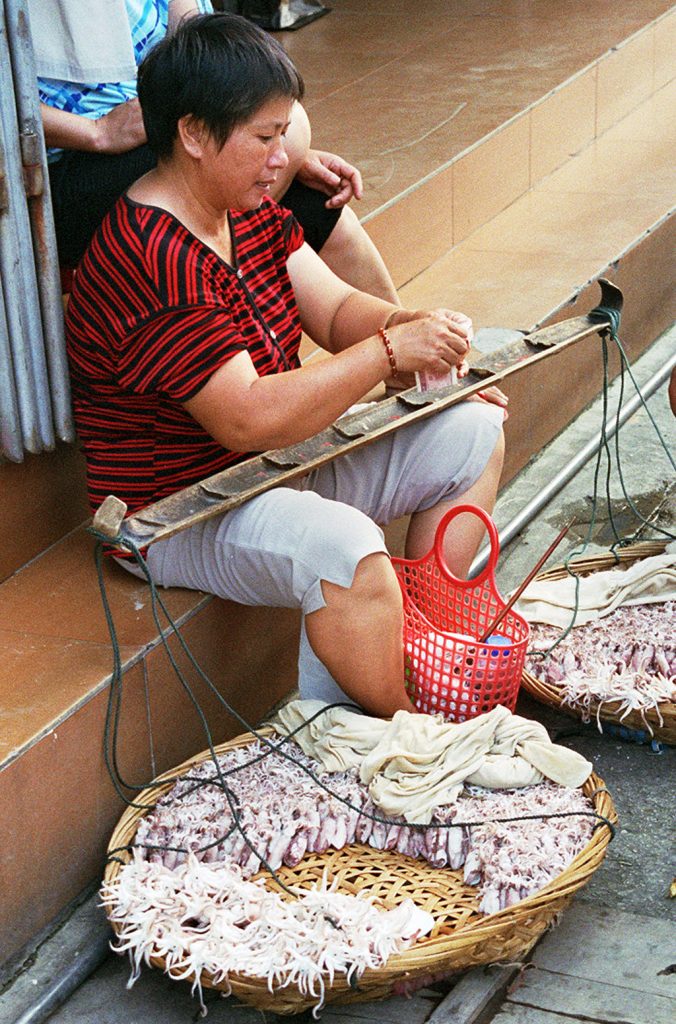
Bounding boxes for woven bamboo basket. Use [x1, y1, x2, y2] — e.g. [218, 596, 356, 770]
[521, 540, 676, 745]
[103, 728, 617, 1015]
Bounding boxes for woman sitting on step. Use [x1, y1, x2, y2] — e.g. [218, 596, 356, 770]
[65, 11, 509, 718]
[33, 0, 398, 303]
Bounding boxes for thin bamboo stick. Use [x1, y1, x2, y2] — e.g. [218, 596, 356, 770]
[479, 518, 576, 642]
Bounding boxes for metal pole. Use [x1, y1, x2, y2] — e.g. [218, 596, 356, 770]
[0, 253, 24, 461]
[470, 352, 676, 576]
[5, 0, 73, 445]
[0, 0, 54, 457]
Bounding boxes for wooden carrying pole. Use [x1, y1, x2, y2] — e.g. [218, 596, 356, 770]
[92, 279, 623, 551]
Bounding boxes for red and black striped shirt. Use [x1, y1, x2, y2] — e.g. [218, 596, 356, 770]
[66, 194, 304, 515]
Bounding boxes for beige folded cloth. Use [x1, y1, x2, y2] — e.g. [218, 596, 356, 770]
[273, 699, 387, 772]
[273, 700, 592, 823]
[514, 545, 676, 628]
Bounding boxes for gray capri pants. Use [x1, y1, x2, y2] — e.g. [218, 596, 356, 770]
[121, 401, 503, 704]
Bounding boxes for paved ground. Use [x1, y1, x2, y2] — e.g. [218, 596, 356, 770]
[4, 326, 674, 1024]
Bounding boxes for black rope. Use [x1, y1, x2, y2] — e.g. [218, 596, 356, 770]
[530, 305, 674, 667]
[92, 532, 322, 893]
[106, 805, 615, 868]
[92, 546, 616, 870]
[94, 318, 650, 881]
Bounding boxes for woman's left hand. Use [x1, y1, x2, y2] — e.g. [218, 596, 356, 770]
[470, 384, 510, 419]
[296, 149, 364, 208]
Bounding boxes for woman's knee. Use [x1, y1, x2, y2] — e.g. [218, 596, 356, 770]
[318, 551, 401, 615]
[342, 550, 402, 606]
[305, 502, 385, 578]
[489, 423, 506, 469]
[243, 491, 388, 613]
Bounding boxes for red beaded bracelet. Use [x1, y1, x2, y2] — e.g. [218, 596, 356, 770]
[378, 326, 398, 375]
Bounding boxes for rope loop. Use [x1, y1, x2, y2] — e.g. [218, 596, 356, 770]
[588, 303, 622, 340]
[87, 524, 124, 546]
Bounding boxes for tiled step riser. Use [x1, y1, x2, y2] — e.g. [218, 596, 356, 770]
[0, 445, 88, 584]
[0, 600, 301, 965]
[500, 215, 676, 485]
[365, 11, 674, 289]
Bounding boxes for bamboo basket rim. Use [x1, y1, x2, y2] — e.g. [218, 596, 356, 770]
[103, 728, 617, 1014]
[520, 540, 675, 745]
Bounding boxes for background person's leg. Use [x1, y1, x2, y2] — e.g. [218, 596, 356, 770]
[278, 179, 399, 303]
[48, 144, 156, 266]
[315, 203, 399, 303]
[268, 100, 399, 301]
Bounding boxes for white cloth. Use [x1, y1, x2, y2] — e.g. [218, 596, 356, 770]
[273, 699, 388, 772]
[28, 0, 137, 82]
[273, 701, 592, 823]
[514, 545, 676, 628]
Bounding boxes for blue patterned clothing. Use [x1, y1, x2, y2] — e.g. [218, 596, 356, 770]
[39, 0, 212, 160]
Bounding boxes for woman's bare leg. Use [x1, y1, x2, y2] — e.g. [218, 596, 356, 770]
[304, 552, 413, 717]
[405, 428, 505, 578]
[274, 105, 399, 303]
[317, 204, 399, 303]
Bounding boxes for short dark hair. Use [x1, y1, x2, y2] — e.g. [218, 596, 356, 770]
[137, 12, 305, 158]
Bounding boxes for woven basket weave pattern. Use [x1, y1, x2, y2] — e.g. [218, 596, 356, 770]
[104, 730, 617, 1014]
[521, 541, 675, 745]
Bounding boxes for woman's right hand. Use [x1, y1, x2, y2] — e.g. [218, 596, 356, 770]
[93, 98, 147, 154]
[386, 309, 473, 377]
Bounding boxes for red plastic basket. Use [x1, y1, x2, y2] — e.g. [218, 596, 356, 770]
[392, 504, 530, 722]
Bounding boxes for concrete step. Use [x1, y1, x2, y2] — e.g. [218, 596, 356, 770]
[296, 0, 675, 287]
[0, 528, 301, 965]
[399, 81, 676, 485]
[4, 0, 674, 580]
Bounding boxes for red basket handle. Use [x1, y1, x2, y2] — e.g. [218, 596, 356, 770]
[432, 503, 500, 587]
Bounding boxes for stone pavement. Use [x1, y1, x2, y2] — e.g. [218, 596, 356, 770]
[4, 326, 674, 1024]
[488, 903, 674, 1024]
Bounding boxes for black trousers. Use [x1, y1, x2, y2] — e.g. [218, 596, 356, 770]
[48, 144, 341, 267]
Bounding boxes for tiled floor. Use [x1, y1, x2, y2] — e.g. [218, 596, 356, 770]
[281, 0, 675, 217]
[399, 79, 676, 330]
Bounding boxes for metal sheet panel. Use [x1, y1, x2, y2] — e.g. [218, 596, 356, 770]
[0, 0, 73, 461]
[5, 0, 73, 445]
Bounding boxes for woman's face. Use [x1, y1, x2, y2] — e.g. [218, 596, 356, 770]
[196, 95, 294, 211]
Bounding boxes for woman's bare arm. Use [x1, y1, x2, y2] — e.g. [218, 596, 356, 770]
[182, 245, 488, 453]
[40, 100, 146, 153]
[183, 338, 389, 453]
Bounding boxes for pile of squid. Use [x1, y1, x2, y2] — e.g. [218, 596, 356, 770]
[101, 855, 431, 1015]
[103, 738, 596, 1009]
[133, 741, 593, 911]
[526, 600, 675, 727]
